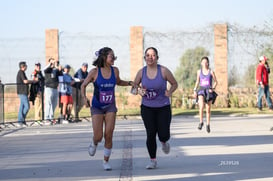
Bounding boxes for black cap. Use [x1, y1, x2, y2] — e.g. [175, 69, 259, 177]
[19, 61, 26, 68]
[35, 62, 41, 66]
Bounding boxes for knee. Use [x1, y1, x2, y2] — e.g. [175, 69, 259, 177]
[146, 133, 157, 144]
[146, 130, 156, 138]
[94, 134, 103, 142]
[104, 132, 113, 142]
[25, 104, 30, 110]
[199, 102, 204, 108]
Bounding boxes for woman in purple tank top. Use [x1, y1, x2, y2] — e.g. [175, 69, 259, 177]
[193, 57, 218, 133]
[81, 47, 133, 170]
[132, 47, 178, 169]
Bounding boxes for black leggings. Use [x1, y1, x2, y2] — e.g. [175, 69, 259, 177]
[141, 104, 172, 159]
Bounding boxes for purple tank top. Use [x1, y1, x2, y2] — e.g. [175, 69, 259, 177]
[199, 69, 212, 88]
[141, 65, 170, 107]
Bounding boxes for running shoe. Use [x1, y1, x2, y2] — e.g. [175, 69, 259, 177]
[61, 119, 69, 124]
[51, 119, 58, 125]
[162, 142, 170, 154]
[17, 122, 27, 128]
[43, 120, 51, 126]
[206, 125, 211, 133]
[146, 159, 157, 169]
[103, 160, 112, 171]
[88, 143, 97, 156]
[198, 122, 204, 130]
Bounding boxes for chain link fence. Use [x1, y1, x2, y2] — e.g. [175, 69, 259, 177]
[143, 25, 215, 73]
[0, 37, 45, 83]
[227, 24, 273, 87]
[59, 32, 130, 79]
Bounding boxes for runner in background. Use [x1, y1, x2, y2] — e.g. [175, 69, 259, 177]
[193, 56, 218, 133]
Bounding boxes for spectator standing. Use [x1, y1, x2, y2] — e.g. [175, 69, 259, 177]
[43, 58, 62, 124]
[16, 61, 37, 127]
[29, 62, 44, 121]
[72, 62, 88, 120]
[256, 55, 273, 111]
[58, 64, 74, 123]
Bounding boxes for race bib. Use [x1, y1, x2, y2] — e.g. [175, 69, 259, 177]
[200, 79, 210, 87]
[145, 89, 158, 100]
[99, 90, 114, 104]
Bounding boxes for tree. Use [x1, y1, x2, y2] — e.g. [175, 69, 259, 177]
[242, 45, 273, 88]
[174, 47, 210, 89]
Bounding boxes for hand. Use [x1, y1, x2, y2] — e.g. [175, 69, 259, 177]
[138, 87, 146, 96]
[83, 97, 90, 107]
[49, 58, 55, 64]
[130, 86, 138, 95]
[33, 79, 39, 83]
[193, 91, 197, 98]
[165, 90, 172, 97]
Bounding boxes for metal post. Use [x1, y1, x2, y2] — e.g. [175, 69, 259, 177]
[41, 87, 44, 121]
[75, 87, 80, 122]
[0, 83, 4, 125]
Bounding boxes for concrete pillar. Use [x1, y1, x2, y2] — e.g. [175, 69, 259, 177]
[214, 24, 228, 106]
[130, 26, 144, 80]
[45, 29, 59, 64]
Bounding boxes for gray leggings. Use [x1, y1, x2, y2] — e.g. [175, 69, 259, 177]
[141, 104, 172, 159]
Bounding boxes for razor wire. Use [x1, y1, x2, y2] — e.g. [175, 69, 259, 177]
[0, 37, 45, 83]
[58, 32, 130, 79]
[143, 25, 215, 73]
[0, 24, 272, 87]
[227, 24, 273, 87]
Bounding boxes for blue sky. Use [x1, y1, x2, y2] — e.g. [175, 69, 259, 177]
[0, 0, 272, 38]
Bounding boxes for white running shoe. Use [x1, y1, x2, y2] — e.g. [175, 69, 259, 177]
[16, 122, 27, 128]
[61, 119, 69, 124]
[88, 143, 97, 156]
[146, 159, 157, 169]
[162, 142, 170, 154]
[103, 161, 112, 171]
